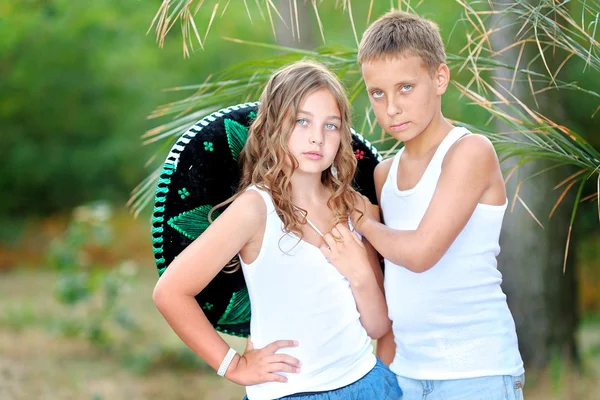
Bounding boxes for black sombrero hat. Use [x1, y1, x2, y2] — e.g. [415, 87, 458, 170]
[151, 102, 381, 337]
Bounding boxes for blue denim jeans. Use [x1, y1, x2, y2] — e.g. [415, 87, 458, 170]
[396, 373, 525, 400]
[242, 359, 402, 400]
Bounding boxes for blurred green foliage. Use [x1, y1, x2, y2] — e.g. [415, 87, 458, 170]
[0, 0, 275, 221]
[0, 0, 597, 225]
[47, 201, 140, 348]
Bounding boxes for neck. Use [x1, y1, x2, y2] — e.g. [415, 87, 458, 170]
[289, 171, 329, 205]
[403, 113, 454, 158]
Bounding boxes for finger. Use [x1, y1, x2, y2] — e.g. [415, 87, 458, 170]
[342, 230, 363, 249]
[349, 230, 363, 245]
[264, 372, 288, 383]
[335, 223, 353, 240]
[331, 226, 343, 241]
[337, 224, 363, 248]
[319, 244, 332, 259]
[266, 363, 301, 374]
[265, 340, 298, 353]
[322, 232, 336, 249]
[336, 226, 358, 248]
[266, 354, 301, 367]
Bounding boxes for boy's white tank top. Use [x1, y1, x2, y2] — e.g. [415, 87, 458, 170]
[380, 127, 524, 380]
[240, 186, 375, 400]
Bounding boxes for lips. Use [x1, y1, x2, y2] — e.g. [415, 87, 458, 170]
[303, 151, 323, 160]
[390, 122, 409, 132]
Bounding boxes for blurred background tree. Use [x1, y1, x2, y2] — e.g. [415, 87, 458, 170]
[0, 0, 277, 227]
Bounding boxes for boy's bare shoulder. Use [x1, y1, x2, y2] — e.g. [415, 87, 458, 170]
[374, 157, 395, 183]
[445, 133, 499, 171]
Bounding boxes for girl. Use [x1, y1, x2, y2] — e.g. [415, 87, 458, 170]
[152, 61, 402, 400]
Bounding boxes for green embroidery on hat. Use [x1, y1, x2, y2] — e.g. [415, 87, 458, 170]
[178, 188, 190, 199]
[203, 141, 214, 152]
[167, 205, 221, 240]
[217, 287, 251, 326]
[224, 118, 249, 159]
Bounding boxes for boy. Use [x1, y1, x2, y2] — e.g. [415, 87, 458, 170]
[355, 10, 525, 400]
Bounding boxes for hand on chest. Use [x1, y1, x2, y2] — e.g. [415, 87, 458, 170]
[295, 207, 342, 248]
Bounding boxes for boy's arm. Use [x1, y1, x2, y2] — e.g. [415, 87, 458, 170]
[360, 135, 505, 273]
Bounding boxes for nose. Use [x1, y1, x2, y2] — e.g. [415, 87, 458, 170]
[386, 94, 402, 117]
[309, 126, 324, 145]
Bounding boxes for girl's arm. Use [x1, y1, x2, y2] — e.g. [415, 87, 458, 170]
[376, 330, 396, 366]
[357, 234, 392, 339]
[153, 190, 300, 385]
[371, 156, 396, 365]
[359, 135, 505, 273]
[320, 196, 391, 339]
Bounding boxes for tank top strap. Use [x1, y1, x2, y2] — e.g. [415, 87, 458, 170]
[386, 147, 405, 186]
[245, 185, 276, 214]
[428, 127, 471, 170]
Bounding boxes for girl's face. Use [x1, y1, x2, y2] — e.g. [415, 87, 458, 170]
[285, 88, 342, 176]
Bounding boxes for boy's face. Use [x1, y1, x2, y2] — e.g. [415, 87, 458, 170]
[361, 54, 449, 142]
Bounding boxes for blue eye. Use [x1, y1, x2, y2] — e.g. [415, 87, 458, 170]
[325, 123, 339, 131]
[296, 118, 308, 126]
[400, 85, 413, 92]
[371, 90, 384, 99]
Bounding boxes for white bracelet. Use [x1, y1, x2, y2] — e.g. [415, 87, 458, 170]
[217, 348, 238, 377]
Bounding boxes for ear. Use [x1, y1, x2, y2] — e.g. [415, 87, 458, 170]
[435, 63, 450, 95]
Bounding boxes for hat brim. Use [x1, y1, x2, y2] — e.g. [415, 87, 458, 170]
[151, 102, 381, 337]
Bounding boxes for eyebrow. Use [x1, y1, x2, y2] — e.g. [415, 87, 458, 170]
[366, 80, 417, 90]
[298, 110, 341, 121]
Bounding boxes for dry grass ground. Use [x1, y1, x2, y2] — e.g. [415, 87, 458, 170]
[1, 266, 598, 400]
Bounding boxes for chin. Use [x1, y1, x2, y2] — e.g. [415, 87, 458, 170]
[387, 129, 419, 143]
[296, 166, 327, 176]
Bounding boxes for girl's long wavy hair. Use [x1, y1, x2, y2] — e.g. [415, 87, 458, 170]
[214, 61, 361, 270]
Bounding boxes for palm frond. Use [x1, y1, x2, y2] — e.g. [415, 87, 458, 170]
[454, 1, 599, 251]
[137, 0, 600, 262]
[147, 0, 356, 56]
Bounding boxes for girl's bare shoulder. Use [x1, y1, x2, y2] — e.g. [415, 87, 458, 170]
[227, 188, 268, 222]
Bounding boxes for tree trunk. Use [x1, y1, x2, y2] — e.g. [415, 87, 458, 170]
[490, 1, 579, 369]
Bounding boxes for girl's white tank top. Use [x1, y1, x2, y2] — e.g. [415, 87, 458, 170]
[240, 186, 375, 400]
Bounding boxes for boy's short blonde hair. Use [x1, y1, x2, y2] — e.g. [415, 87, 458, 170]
[358, 10, 446, 73]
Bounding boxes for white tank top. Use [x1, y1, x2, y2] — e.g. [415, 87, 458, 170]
[240, 186, 375, 400]
[381, 127, 524, 380]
